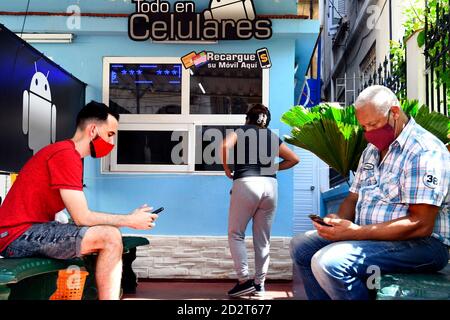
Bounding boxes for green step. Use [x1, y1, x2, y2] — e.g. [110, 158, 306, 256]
[377, 264, 450, 300]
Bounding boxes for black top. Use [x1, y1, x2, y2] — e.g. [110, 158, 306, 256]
[232, 125, 282, 180]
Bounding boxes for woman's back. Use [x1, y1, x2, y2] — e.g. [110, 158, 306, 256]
[232, 124, 281, 180]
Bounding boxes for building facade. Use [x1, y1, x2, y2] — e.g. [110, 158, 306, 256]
[320, 0, 409, 105]
[0, 0, 320, 279]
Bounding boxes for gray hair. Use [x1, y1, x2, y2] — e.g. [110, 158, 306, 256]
[355, 85, 400, 114]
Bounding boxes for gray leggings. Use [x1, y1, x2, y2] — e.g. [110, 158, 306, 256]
[228, 176, 278, 285]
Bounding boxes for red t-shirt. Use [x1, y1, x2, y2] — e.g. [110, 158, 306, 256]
[0, 140, 83, 253]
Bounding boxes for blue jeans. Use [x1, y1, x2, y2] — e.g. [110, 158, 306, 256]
[0, 221, 88, 260]
[290, 230, 449, 300]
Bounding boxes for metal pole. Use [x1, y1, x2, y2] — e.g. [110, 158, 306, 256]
[389, 0, 393, 42]
[425, 0, 429, 109]
[445, 0, 450, 115]
[318, 37, 322, 102]
[388, 0, 393, 72]
[436, 2, 441, 113]
[344, 72, 347, 106]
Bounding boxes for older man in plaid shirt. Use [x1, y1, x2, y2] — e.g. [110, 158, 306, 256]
[290, 85, 450, 300]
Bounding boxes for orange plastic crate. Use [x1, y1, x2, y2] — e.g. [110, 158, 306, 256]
[49, 269, 89, 300]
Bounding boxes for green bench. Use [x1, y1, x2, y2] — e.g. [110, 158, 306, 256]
[376, 264, 450, 300]
[0, 236, 149, 300]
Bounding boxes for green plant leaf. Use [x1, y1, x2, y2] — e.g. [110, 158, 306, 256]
[417, 30, 425, 47]
[414, 105, 450, 144]
[401, 99, 419, 117]
[282, 104, 367, 177]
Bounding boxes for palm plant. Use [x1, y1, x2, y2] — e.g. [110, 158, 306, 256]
[281, 100, 449, 178]
[281, 104, 366, 178]
[401, 100, 450, 144]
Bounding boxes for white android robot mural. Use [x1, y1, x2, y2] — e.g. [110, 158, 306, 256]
[23, 62, 57, 154]
[204, 0, 256, 22]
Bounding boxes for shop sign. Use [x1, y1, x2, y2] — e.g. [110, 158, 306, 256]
[129, 0, 272, 41]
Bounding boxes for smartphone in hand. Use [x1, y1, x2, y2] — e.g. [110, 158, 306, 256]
[151, 207, 164, 214]
[308, 214, 332, 227]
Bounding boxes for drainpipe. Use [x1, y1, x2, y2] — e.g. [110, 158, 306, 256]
[318, 37, 322, 101]
[331, 48, 335, 101]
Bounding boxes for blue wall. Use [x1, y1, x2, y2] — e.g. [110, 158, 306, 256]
[36, 37, 296, 237]
[1, 1, 319, 237]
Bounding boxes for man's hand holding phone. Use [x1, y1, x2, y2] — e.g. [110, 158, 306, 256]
[310, 213, 361, 241]
[308, 214, 333, 227]
[151, 207, 164, 214]
[129, 204, 160, 230]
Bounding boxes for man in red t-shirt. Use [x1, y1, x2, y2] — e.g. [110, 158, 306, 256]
[0, 101, 158, 300]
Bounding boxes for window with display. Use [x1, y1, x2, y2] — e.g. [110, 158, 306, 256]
[103, 57, 268, 174]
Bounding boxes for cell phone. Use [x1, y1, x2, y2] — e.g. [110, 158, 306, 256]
[308, 214, 332, 227]
[151, 207, 164, 214]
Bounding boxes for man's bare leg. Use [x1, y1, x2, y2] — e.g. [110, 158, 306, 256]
[80, 226, 123, 300]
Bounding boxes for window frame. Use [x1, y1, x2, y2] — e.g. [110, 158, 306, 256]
[110, 123, 194, 173]
[102, 56, 269, 175]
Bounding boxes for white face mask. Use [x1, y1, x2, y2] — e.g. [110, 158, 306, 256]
[257, 113, 267, 126]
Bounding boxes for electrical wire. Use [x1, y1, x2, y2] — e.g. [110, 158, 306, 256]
[19, 0, 31, 38]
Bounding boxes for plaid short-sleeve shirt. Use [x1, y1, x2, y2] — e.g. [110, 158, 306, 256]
[350, 117, 450, 246]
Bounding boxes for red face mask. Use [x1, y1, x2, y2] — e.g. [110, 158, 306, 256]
[90, 130, 114, 158]
[364, 111, 396, 151]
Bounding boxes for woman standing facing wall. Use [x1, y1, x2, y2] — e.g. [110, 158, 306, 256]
[221, 104, 299, 298]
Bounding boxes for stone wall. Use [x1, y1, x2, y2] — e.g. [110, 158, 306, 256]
[131, 235, 293, 280]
